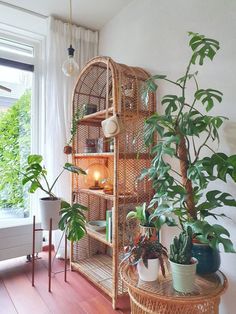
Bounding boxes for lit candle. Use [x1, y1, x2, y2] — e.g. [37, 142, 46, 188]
[94, 171, 100, 187]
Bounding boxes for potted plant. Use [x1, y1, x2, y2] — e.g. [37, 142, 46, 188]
[64, 107, 85, 154]
[122, 233, 168, 281]
[169, 226, 197, 293]
[126, 203, 176, 237]
[126, 203, 156, 237]
[22, 154, 86, 230]
[141, 32, 236, 273]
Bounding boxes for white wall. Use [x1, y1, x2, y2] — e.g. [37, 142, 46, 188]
[99, 1, 236, 313]
[0, 3, 47, 35]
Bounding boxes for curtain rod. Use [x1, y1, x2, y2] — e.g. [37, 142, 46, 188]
[0, 1, 48, 19]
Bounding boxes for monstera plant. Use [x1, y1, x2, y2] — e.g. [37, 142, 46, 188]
[141, 32, 236, 253]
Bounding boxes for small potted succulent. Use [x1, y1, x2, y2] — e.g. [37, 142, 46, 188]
[122, 233, 168, 281]
[169, 227, 197, 293]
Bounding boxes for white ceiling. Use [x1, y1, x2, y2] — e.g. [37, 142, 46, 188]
[0, 0, 133, 30]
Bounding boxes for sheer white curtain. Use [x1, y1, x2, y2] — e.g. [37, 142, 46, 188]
[42, 16, 98, 257]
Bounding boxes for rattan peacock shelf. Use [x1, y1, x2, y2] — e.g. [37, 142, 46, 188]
[70, 56, 155, 309]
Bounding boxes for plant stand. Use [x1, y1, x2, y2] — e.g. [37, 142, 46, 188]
[32, 215, 67, 292]
[120, 263, 228, 314]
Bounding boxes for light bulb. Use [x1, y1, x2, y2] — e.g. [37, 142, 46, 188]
[62, 45, 79, 77]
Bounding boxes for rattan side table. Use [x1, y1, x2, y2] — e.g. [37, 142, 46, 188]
[120, 263, 228, 314]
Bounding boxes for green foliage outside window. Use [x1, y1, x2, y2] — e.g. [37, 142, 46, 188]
[0, 90, 31, 215]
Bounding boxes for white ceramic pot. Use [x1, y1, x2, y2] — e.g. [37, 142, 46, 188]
[169, 258, 198, 293]
[39, 198, 61, 230]
[137, 258, 160, 281]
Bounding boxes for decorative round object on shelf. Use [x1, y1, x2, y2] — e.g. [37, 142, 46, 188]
[103, 182, 113, 195]
[86, 220, 106, 231]
[85, 163, 109, 190]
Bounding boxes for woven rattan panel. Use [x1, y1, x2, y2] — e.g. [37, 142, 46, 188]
[121, 264, 227, 314]
[129, 289, 218, 314]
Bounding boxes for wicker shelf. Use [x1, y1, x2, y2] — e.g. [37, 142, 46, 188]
[71, 56, 155, 309]
[74, 152, 149, 159]
[86, 227, 113, 247]
[71, 255, 124, 297]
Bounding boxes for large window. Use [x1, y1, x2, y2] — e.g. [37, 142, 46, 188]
[0, 32, 42, 221]
[0, 62, 33, 219]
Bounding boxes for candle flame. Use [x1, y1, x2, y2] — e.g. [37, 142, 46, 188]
[94, 171, 100, 181]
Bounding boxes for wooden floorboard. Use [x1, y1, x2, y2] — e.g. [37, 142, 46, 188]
[0, 254, 131, 314]
[0, 279, 17, 314]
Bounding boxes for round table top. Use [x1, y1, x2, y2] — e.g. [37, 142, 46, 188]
[120, 263, 228, 302]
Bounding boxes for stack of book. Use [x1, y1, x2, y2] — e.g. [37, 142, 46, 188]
[106, 209, 112, 243]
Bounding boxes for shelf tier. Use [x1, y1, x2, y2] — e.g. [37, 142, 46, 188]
[79, 188, 115, 201]
[77, 188, 143, 202]
[86, 227, 113, 247]
[74, 152, 149, 159]
[79, 108, 113, 126]
[71, 255, 125, 297]
[74, 152, 114, 158]
[79, 108, 152, 126]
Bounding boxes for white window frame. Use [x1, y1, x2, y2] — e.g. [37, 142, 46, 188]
[0, 23, 46, 223]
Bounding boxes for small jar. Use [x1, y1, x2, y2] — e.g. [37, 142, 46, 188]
[84, 139, 97, 153]
[109, 139, 114, 152]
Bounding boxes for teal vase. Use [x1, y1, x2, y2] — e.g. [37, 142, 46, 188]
[192, 243, 221, 274]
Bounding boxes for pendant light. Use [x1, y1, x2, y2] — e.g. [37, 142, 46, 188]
[62, 0, 79, 77]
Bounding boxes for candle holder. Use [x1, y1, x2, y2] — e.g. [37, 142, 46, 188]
[85, 163, 109, 190]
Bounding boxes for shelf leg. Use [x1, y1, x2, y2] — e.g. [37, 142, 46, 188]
[48, 218, 52, 292]
[32, 215, 35, 287]
[64, 233, 67, 282]
[112, 297, 118, 310]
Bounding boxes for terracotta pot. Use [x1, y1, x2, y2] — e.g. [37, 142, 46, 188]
[63, 145, 73, 154]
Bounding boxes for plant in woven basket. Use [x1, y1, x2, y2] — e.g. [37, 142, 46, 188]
[170, 226, 193, 265]
[122, 233, 168, 277]
[141, 32, 236, 253]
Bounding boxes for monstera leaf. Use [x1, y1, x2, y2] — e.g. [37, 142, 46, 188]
[195, 89, 223, 111]
[189, 32, 220, 65]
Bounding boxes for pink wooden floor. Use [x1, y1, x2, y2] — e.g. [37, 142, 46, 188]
[0, 253, 130, 314]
